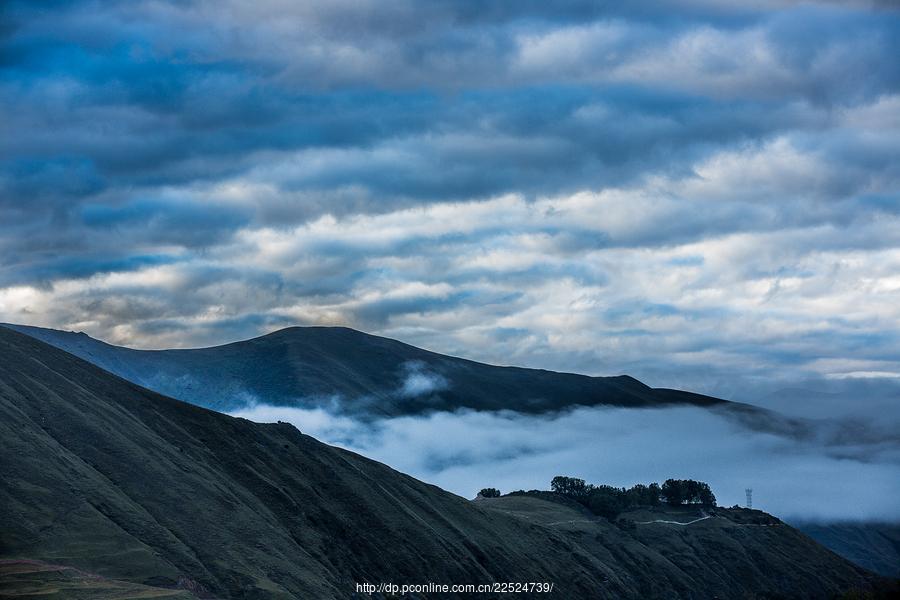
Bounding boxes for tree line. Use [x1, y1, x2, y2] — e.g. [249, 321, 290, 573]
[482, 477, 716, 520]
[550, 476, 716, 519]
[551, 476, 716, 518]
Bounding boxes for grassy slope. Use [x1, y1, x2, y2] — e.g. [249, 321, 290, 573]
[480, 496, 882, 599]
[0, 559, 195, 599]
[1, 327, 611, 598]
[0, 327, 880, 599]
[2, 323, 723, 414]
[792, 522, 900, 578]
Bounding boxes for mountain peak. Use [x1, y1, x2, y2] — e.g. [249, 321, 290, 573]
[3, 322, 721, 415]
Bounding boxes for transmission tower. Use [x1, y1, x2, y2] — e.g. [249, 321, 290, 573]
[745, 488, 753, 509]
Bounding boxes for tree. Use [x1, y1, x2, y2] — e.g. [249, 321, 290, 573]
[625, 483, 661, 507]
[685, 479, 700, 504]
[647, 482, 662, 506]
[661, 479, 716, 506]
[625, 484, 646, 506]
[587, 485, 626, 520]
[551, 476, 589, 501]
[550, 477, 714, 511]
[661, 479, 684, 506]
[479, 487, 501, 498]
[698, 482, 717, 507]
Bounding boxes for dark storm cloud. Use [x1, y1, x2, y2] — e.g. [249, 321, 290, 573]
[1, 0, 899, 422]
[80, 198, 252, 245]
[3, 1, 897, 205]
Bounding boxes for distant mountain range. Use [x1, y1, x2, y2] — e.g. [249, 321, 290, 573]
[0, 326, 888, 599]
[2, 323, 727, 416]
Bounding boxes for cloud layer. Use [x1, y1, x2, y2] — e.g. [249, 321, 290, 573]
[1, 1, 899, 412]
[231, 403, 900, 522]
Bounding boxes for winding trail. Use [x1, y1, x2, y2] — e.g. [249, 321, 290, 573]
[544, 515, 714, 527]
[544, 519, 599, 526]
[634, 515, 712, 526]
[545, 509, 715, 528]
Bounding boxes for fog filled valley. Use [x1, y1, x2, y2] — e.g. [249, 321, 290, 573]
[12, 322, 899, 524]
[234, 397, 900, 579]
[4, 323, 900, 600]
[6, 323, 900, 584]
[232, 402, 900, 523]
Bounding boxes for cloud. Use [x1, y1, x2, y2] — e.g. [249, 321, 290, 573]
[231, 403, 900, 522]
[397, 361, 450, 398]
[0, 0, 898, 418]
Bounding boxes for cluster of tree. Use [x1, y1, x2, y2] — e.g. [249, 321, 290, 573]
[660, 479, 716, 507]
[478, 487, 501, 498]
[549, 476, 716, 519]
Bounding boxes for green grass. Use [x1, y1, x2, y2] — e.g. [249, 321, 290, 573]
[0, 560, 194, 599]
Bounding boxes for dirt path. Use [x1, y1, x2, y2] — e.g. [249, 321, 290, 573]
[544, 519, 600, 526]
[634, 515, 713, 526]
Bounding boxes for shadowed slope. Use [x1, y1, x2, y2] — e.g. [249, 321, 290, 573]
[0, 326, 883, 599]
[2, 323, 723, 415]
[0, 327, 600, 598]
[792, 522, 900, 578]
[0, 559, 195, 599]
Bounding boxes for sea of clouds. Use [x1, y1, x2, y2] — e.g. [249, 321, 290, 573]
[231, 402, 900, 523]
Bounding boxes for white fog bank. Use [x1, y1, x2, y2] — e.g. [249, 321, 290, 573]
[231, 404, 900, 523]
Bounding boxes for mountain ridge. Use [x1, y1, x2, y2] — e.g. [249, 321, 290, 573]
[1, 323, 722, 416]
[0, 325, 885, 599]
[8, 321, 898, 582]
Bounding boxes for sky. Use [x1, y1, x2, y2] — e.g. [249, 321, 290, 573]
[2, 0, 900, 412]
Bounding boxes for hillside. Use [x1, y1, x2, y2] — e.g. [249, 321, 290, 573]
[0, 326, 883, 599]
[792, 522, 900, 578]
[2, 323, 725, 415]
[478, 496, 894, 599]
[0, 559, 195, 600]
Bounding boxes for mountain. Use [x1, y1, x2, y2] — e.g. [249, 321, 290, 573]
[1, 323, 726, 415]
[0, 326, 886, 599]
[792, 521, 900, 579]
